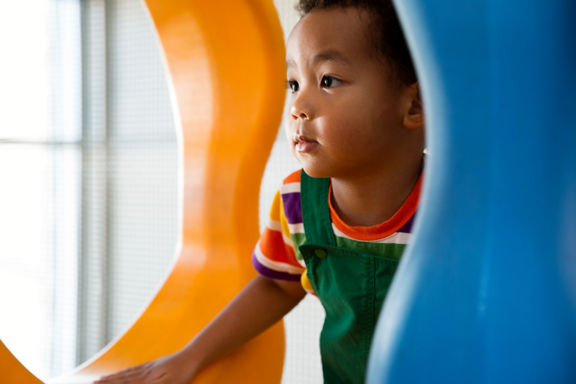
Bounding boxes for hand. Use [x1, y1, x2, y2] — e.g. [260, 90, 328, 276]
[93, 352, 198, 384]
[93, 276, 304, 384]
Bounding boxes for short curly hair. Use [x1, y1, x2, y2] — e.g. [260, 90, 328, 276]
[296, 0, 416, 85]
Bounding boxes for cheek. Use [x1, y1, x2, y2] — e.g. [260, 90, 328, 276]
[323, 115, 392, 156]
[320, 119, 366, 151]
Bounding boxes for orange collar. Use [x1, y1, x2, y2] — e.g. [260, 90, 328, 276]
[328, 173, 422, 241]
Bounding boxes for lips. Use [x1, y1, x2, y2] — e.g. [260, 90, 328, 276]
[293, 134, 319, 153]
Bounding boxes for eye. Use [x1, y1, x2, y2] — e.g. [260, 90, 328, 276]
[320, 75, 341, 89]
[287, 79, 299, 93]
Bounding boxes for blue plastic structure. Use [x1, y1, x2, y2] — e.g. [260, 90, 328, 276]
[367, 0, 576, 382]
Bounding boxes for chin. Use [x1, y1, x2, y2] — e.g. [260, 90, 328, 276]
[301, 164, 331, 179]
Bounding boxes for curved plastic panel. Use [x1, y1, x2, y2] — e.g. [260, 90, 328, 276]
[0, 0, 286, 383]
[368, 0, 576, 382]
[0, 340, 43, 384]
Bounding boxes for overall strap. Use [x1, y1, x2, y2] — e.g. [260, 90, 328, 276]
[300, 170, 337, 246]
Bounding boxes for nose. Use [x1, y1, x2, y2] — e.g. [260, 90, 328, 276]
[290, 108, 309, 120]
[289, 90, 312, 120]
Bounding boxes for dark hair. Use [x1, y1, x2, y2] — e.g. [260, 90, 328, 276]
[296, 0, 417, 85]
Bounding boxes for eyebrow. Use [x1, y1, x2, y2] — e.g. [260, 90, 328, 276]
[286, 50, 351, 69]
[312, 50, 350, 66]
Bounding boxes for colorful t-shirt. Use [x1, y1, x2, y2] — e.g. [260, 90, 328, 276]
[252, 169, 421, 293]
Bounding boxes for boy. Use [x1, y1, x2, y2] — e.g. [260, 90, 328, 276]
[96, 0, 424, 383]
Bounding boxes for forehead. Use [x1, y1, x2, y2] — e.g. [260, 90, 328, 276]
[286, 7, 376, 68]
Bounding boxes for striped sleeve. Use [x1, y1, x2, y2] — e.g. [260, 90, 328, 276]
[252, 178, 306, 281]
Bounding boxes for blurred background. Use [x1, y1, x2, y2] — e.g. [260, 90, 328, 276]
[0, 0, 323, 382]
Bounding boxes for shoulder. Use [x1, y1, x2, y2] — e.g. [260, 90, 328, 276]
[280, 169, 302, 189]
[277, 169, 304, 225]
[279, 169, 303, 196]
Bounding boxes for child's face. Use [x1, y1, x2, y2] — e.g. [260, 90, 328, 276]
[285, 7, 413, 179]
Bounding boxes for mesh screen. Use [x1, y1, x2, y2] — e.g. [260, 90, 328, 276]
[0, 0, 323, 382]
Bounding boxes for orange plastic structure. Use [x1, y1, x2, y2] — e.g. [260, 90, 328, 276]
[0, 0, 286, 383]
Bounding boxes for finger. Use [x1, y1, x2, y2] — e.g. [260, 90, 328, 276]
[149, 372, 168, 384]
[95, 364, 150, 383]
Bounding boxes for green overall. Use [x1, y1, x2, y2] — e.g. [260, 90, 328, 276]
[299, 172, 401, 384]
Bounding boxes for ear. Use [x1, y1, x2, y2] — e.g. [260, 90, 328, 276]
[402, 83, 424, 130]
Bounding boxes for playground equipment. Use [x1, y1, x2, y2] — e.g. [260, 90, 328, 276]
[3, 0, 575, 383]
[0, 1, 286, 383]
[368, 0, 576, 382]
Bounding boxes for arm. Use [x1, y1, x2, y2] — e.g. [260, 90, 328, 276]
[94, 275, 306, 384]
[184, 275, 306, 371]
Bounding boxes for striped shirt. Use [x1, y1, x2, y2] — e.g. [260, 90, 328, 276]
[252, 170, 421, 292]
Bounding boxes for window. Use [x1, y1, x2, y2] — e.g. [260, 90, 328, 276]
[0, 0, 178, 378]
[0, 1, 322, 382]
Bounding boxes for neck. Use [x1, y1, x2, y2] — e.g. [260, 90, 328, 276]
[330, 153, 423, 227]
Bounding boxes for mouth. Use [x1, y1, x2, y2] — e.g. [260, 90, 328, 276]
[293, 134, 319, 153]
